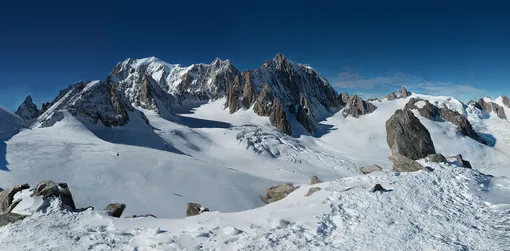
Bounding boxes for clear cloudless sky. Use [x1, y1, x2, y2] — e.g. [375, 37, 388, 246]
[1, 0, 509, 110]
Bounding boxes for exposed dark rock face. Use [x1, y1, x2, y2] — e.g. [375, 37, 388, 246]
[427, 154, 447, 163]
[476, 99, 507, 120]
[388, 154, 426, 172]
[0, 183, 30, 213]
[31, 181, 76, 210]
[370, 184, 386, 192]
[386, 109, 436, 160]
[104, 203, 126, 217]
[305, 187, 322, 197]
[438, 107, 487, 144]
[340, 92, 350, 105]
[310, 175, 322, 185]
[260, 183, 297, 204]
[253, 85, 293, 135]
[385, 87, 412, 100]
[15, 96, 40, 121]
[367, 98, 382, 102]
[450, 154, 473, 169]
[0, 213, 27, 227]
[360, 164, 383, 174]
[342, 95, 376, 118]
[226, 54, 341, 135]
[404, 98, 440, 119]
[405, 99, 487, 145]
[186, 202, 209, 217]
[296, 104, 316, 133]
[502, 95, 510, 108]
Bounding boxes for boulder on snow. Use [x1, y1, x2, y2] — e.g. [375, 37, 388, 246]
[450, 154, 473, 169]
[310, 175, 322, 185]
[186, 202, 210, 217]
[388, 154, 426, 172]
[260, 183, 297, 204]
[427, 153, 447, 163]
[386, 109, 436, 160]
[360, 164, 383, 174]
[305, 187, 322, 197]
[31, 181, 76, 210]
[370, 184, 386, 193]
[0, 213, 27, 227]
[104, 203, 126, 218]
[0, 183, 30, 213]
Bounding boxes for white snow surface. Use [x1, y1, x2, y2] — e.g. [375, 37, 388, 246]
[1, 163, 509, 251]
[1, 91, 510, 250]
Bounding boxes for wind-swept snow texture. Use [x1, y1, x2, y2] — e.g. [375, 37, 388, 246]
[0, 163, 508, 251]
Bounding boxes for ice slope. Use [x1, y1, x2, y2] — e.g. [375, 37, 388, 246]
[1, 162, 508, 251]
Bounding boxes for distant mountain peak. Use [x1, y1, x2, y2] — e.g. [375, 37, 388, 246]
[15, 95, 39, 121]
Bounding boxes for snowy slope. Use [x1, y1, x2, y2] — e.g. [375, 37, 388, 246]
[0, 106, 26, 139]
[1, 162, 508, 251]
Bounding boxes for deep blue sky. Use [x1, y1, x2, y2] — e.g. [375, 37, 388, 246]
[1, 0, 509, 110]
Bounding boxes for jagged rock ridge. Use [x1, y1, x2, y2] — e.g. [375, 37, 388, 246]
[15, 96, 40, 121]
[21, 54, 376, 134]
[405, 98, 487, 145]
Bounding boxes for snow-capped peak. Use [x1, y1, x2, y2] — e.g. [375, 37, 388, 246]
[15, 95, 40, 121]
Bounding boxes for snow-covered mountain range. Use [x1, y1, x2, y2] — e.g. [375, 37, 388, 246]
[1, 55, 509, 250]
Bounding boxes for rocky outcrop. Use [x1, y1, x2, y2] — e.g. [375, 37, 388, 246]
[310, 175, 322, 185]
[406, 98, 487, 145]
[450, 154, 472, 169]
[502, 95, 510, 108]
[0, 183, 30, 213]
[370, 184, 386, 192]
[427, 154, 447, 163]
[253, 85, 293, 135]
[31, 181, 76, 210]
[186, 202, 210, 217]
[385, 87, 412, 100]
[388, 154, 426, 172]
[404, 98, 440, 119]
[15, 96, 40, 121]
[104, 203, 126, 218]
[438, 107, 487, 144]
[260, 183, 297, 204]
[342, 95, 376, 118]
[360, 164, 383, 174]
[386, 109, 436, 160]
[305, 187, 321, 197]
[0, 213, 27, 227]
[475, 99, 507, 120]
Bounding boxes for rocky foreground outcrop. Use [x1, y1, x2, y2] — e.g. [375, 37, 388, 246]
[386, 109, 436, 172]
[186, 203, 210, 217]
[260, 183, 297, 204]
[386, 109, 436, 160]
[0, 183, 30, 213]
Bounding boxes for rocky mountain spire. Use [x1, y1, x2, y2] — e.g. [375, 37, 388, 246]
[15, 95, 40, 121]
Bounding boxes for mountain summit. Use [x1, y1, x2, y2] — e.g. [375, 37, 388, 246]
[28, 54, 375, 136]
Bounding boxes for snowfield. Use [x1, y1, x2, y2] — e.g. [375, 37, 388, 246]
[1, 91, 510, 250]
[0, 163, 508, 251]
